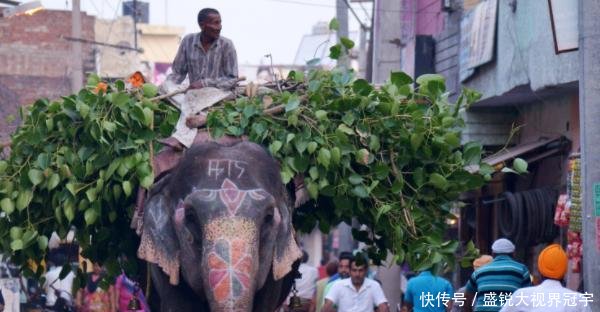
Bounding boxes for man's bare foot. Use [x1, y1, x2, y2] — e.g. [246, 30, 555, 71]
[186, 114, 207, 128]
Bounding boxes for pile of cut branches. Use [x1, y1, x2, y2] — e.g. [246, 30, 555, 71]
[0, 42, 526, 283]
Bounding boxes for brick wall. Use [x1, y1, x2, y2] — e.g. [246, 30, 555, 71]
[0, 10, 95, 141]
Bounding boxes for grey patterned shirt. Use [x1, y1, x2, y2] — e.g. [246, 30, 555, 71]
[168, 33, 238, 90]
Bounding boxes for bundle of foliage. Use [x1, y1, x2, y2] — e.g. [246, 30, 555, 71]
[0, 39, 527, 282]
[0, 79, 178, 283]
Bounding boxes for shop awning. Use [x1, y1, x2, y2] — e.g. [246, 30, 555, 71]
[483, 135, 568, 166]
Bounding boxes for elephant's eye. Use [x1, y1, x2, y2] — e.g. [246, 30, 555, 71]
[263, 206, 275, 225]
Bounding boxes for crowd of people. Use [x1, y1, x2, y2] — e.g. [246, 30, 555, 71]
[282, 238, 592, 312]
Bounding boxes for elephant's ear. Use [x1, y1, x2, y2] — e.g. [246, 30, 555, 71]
[137, 176, 181, 285]
[272, 203, 302, 280]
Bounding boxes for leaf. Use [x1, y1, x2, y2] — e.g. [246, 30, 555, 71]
[329, 18, 340, 31]
[66, 183, 78, 196]
[337, 124, 354, 135]
[10, 239, 23, 251]
[353, 79, 373, 96]
[37, 235, 48, 251]
[142, 107, 154, 127]
[416, 74, 445, 86]
[340, 37, 355, 50]
[0, 160, 7, 174]
[28, 169, 44, 186]
[16, 190, 33, 211]
[513, 158, 528, 174]
[307, 181, 319, 199]
[429, 173, 448, 190]
[331, 147, 341, 164]
[142, 83, 158, 97]
[85, 188, 97, 202]
[122, 181, 132, 197]
[317, 148, 331, 168]
[1, 198, 14, 214]
[315, 110, 328, 120]
[140, 174, 154, 189]
[47, 173, 60, 190]
[390, 72, 413, 88]
[84, 208, 98, 225]
[349, 174, 363, 185]
[329, 45, 342, 60]
[285, 96, 301, 112]
[307, 142, 318, 154]
[269, 141, 283, 154]
[351, 185, 369, 198]
[410, 133, 424, 151]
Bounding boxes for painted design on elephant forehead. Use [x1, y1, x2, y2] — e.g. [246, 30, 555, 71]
[207, 159, 248, 180]
[204, 218, 257, 241]
[208, 238, 254, 305]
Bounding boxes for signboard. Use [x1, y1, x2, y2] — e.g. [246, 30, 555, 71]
[468, 0, 498, 68]
[459, 9, 475, 82]
[594, 183, 600, 216]
[548, 0, 579, 54]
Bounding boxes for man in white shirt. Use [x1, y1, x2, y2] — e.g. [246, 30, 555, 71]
[287, 250, 320, 311]
[323, 256, 389, 312]
[499, 244, 592, 312]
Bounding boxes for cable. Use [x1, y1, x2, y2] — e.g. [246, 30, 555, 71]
[342, 0, 369, 30]
[268, 0, 443, 14]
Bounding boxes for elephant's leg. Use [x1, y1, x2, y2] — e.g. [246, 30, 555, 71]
[150, 264, 208, 312]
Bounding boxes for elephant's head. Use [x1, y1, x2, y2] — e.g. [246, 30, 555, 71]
[138, 142, 302, 311]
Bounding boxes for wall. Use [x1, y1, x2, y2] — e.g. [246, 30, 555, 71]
[0, 10, 95, 141]
[95, 16, 140, 79]
[138, 24, 184, 64]
[463, 0, 578, 101]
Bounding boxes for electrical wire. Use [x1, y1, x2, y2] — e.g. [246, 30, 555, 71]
[268, 0, 443, 14]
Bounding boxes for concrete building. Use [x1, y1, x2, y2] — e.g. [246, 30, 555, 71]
[94, 16, 140, 79]
[137, 23, 184, 85]
[0, 9, 95, 140]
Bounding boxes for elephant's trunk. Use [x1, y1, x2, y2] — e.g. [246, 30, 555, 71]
[203, 217, 259, 312]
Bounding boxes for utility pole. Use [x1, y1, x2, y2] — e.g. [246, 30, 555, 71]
[579, 0, 600, 309]
[70, 0, 83, 92]
[336, 0, 349, 69]
[133, 0, 138, 50]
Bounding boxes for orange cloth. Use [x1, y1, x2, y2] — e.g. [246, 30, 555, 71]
[538, 244, 568, 279]
[472, 255, 493, 270]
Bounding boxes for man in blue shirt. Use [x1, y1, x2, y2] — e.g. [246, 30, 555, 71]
[404, 269, 454, 311]
[465, 238, 531, 312]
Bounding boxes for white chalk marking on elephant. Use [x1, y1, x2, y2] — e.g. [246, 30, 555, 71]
[207, 159, 248, 180]
[174, 201, 185, 226]
[148, 197, 167, 228]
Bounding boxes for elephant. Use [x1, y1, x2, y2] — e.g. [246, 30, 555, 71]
[136, 141, 303, 311]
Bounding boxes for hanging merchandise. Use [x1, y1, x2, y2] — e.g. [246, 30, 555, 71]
[567, 231, 582, 273]
[554, 194, 570, 227]
[568, 154, 582, 232]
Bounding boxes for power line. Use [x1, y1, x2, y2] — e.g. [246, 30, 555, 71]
[268, 0, 443, 14]
[342, 0, 368, 30]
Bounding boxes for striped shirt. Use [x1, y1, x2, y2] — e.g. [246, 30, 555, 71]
[168, 33, 238, 89]
[466, 255, 532, 311]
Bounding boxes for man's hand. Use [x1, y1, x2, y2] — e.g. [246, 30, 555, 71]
[322, 299, 335, 312]
[189, 80, 204, 89]
[377, 303, 390, 312]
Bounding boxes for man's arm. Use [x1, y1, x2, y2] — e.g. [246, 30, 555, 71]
[377, 303, 390, 312]
[166, 35, 190, 84]
[321, 299, 336, 312]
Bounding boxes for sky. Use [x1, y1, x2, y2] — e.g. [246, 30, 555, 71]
[40, 0, 371, 65]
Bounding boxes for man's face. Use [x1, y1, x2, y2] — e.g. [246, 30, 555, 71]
[350, 262, 367, 286]
[200, 13, 222, 41]
[338, 259, 351, 278]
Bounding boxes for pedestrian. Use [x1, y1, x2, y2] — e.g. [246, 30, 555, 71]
[451, 255, 493, 312]
[286, 250, 319, 312]
[465, 238, 531, 312]
[75, 263, 116, 312]
[403, 266, 454, 312]
[322, 255, 389, 312]
[311, 260, 338, 312]
[114, 271, 150, 312]
[499, 244, 592, 312]
[43, 250, 75, 310]
[166, 8, 239, 90]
